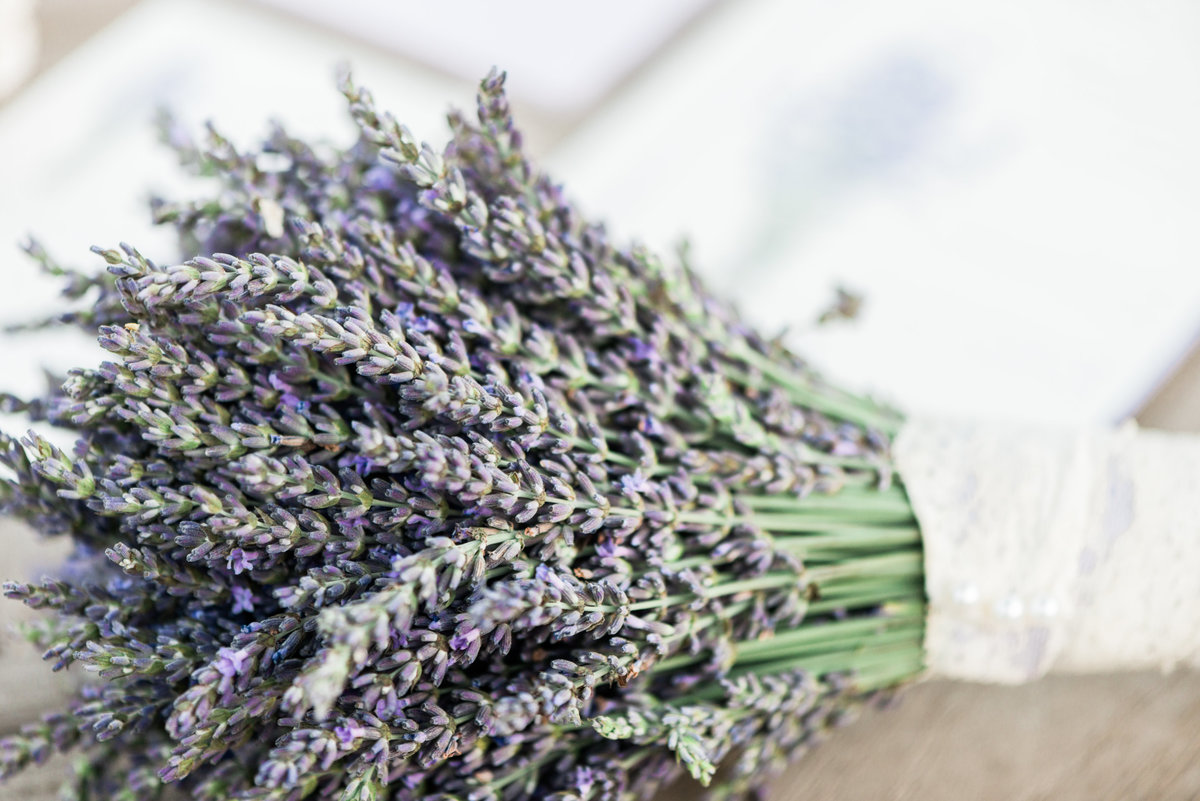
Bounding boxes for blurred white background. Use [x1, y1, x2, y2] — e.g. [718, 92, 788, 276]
[545, 0, 1200, 426]
[2, 0, 1199, 430]
[0, 0, 38, 100]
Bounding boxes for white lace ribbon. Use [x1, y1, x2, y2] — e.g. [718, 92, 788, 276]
[894, 418, 1200, 683]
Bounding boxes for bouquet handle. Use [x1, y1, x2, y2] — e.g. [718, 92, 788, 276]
[896, 418, 1200, 683]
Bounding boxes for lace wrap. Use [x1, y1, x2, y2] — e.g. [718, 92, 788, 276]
[895, 418, 1200, 683]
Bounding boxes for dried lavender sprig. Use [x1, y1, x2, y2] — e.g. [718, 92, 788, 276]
[0, 68, 925, 801]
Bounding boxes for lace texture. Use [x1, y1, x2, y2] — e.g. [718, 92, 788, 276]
[895, 417, 1200, 683]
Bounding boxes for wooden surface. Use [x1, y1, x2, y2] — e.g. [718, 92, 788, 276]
[1138, 334, 1200, 434]
[654, 673, 1200, 801]
[2, 2, 1200, 799]
[32, 0, 141, 78]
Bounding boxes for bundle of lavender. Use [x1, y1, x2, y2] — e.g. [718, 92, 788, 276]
[0, 71, 925, 801]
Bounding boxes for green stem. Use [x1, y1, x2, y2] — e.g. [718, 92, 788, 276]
[647, 604, 922, 676]
[725, 345, 903, 435]
[807, 552, 922, 583]
[774, 527, 922, 554]
[806, 580, 925, 615]
[732, 615, 923, 664]
[737, 486, 910, 511]
[729, 639, 924, 683]
[669, 639, 925, 705]
[679, 507, 915, 528]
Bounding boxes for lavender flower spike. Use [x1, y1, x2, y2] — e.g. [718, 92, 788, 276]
[0, 67, 921, 801]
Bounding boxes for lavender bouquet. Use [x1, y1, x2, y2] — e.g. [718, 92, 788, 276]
[0, 71, 924, 801]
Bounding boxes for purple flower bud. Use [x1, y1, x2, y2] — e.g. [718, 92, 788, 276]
[628, 338, 657, 363]
[0, 67, 916, 801]
[333, 721, 366, 747]
[638, 415, 665, 437]
[619, 470, 651, 495]
[226, 548, 258, 575]
[231, 585, 256, 614]
[363, 165, 399, 193]
[215, 647, 250, 679]
[280, 392, 306, 412]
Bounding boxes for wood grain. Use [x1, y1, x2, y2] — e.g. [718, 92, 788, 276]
[645, 675, 1200, 801]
